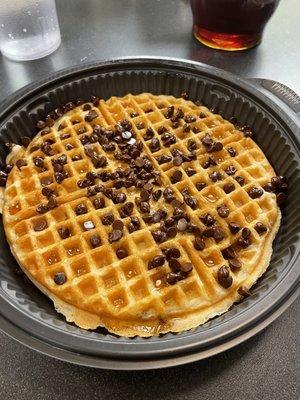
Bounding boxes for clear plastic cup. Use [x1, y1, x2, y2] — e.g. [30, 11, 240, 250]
[0, 0, 61, 61]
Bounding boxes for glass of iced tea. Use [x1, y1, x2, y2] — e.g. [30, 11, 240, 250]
[191, 0, 280, 51]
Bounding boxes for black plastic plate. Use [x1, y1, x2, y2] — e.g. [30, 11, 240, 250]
[0, 57, 299, 370]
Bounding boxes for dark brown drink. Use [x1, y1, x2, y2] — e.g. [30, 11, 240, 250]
[191, 0, 280, 51]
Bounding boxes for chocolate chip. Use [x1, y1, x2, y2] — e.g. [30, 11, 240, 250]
[16, 159, 27, 170]
[151, 189, 162, 201]
[202, 157, 217, 169]
[228, 259, 242, 271]
[165, 106, 174, 118]
[156, 154, 172, 165]
[148, 255, 165, 269]
[184, 115, 196, 123]
[139, 189, 150, 202]
[20, 136, 31, 147]
[228, 222, 241, 234]
[114, 192, 127, 204]
[136, 122, 145, 130]
[166, 226, 177, 238]
[139, 201, 150, 213]
[36, 204, 49, 214]
[41, 187, 54, 198]
[169, 258, 181, 272]
[185, 168, 196, 177]
[181, 92, 189, 100]
[217, 204, 230, 218]
[163, 247, 181, 260]
[242, 227, 251, 238]
[170, 170, 182, 183]
[203, 227, 215, 238]
[235, 176, 245, 186]
[225, 165, 236, 176]
[83, 220, 95, 231]
[33, 218, 48, 231]
[54, 272, 67, 285]
[75, 203, 87, 215]
[248, 187, 263, 199]
[120, 202, 134, 217]
[254, 222, 268, 235]
[208, 142, 223, 153]
[152, 230, 167, 243]
[184, 196, 198, 209]
[36, 120, 46, 130]
[199, 112, 206, 118]
[58, 227, 71, 239]
[183, 123, 191, 133]
[47, 195, 58, 210]
[227, 147, 237, 157]
[194, 236, 205, 250]
[187, 139, 197, 151]
[108, 229, 123, 243]
[85, 109, 98, 122]
[60, 132, 71, 139]
[213, 227, 225, 242]
[238, 286, 250, 297]
[91, 95, 100, 106]
[276, 192, 287, 205]
[112, 219, 124, 231]
[93, 197, 105, 209]
[150, 138, 160, 152]
[102, 213, 114, 225]
[202, 134, 213, 147]
[223, 183, 235, 194]
[181, 262, 193, 274]
[217, 266, 233, 289]
[90, 234, 101, 248]
[200, 213, 215, 227]
[166, 272, 179, 285]
[112, 247, 127, 261]
[209, 171, 223, 182]
[196, 182, 206, 191]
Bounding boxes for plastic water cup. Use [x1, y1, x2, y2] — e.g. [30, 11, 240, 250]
[0, 0, 61, 61]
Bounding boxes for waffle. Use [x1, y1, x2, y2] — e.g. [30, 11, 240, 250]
[2, 93, 282, 337]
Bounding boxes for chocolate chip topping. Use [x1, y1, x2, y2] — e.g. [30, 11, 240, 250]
[217, 266, 233, 289]
[115, 247, 128, 259]
[102, 213, 114, 225]
[235, 176, 245, 186]
[223, 183, 235, 194]
[112, 219, 124, 231]
[209, 171, 223, 182]
[36, 204, 49, 214]
[90, 234, 101, 248]
[196, 182, 206, 191]
[54, 272, 67, 285]
[108, 229, 123, 243]
[58, 227, 71, 239]
[238, 286, 250, 297]
[163, 247, 181, 260]
[170, 170, 182, 183]
[228, 222, 241, 234]
[148, 255, 165, 269]
[169, 258, 181, 272]
[194, 236, 205, 250]
[254, 222, 268, 235]
[217, 204, 230, 218]
[33, 218, 48, 231]
[225, 165, 236, 176]
[228, 258, 242, 271]
[75, 203, 88, 215]
[227, 147, 237, 157]
[248, 187, 264, 199]
[93, 197, 105, 209]
[200, 213, 215, 227]
[16, 159, 27, 170]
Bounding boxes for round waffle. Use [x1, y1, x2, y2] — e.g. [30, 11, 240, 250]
[2, 93, 283, 337]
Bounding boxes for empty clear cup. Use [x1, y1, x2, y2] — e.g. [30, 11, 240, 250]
[0, 0, 61, 61]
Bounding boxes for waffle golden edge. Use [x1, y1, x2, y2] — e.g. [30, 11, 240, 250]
[1, 93, 286, 337]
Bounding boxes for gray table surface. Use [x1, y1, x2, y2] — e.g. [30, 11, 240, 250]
[0, 1, 299, 399]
